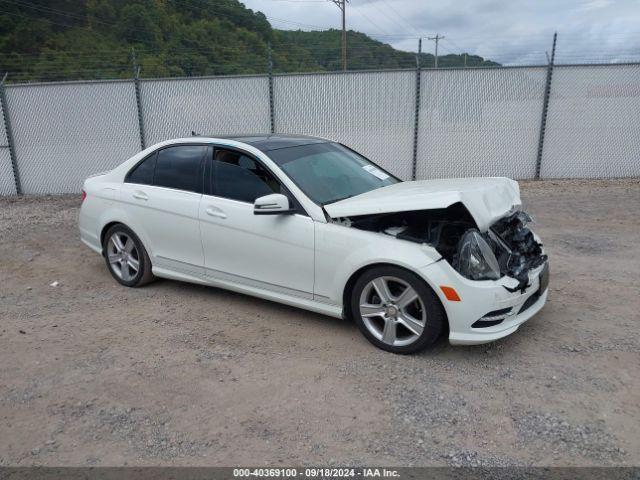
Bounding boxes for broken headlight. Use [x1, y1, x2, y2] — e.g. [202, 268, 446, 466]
[455, 230, 501, 281]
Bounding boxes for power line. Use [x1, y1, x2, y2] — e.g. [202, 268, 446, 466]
[1, 48, 423, 71]
[0, 0, 421, 42]
[264, 0, 328, 3]
[373, 0, 420, 36]
[353, 6, 391, 35]
[0, 42, 434, 59]
[362, 1, 406, 34]
[2, 35, 634, 65]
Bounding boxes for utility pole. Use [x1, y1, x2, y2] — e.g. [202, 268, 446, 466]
[330, 0, 348, 70]
[427, 33, 444, 68]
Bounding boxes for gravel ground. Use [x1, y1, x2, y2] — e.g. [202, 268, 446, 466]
[0, 178, 639, 467]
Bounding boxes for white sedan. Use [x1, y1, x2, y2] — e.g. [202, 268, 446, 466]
[79, 135, 549, 353]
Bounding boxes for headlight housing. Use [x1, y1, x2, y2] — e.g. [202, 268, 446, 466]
[454, 230, 501, 281]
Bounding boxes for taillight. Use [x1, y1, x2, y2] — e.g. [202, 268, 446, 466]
[81, 190, 87, 203]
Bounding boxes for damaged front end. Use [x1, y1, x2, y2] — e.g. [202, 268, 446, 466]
[331, 203, 547, 292]
[488, 211, 548, 291]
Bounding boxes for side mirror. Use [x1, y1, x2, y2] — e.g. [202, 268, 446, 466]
[253, 193, 295, 215]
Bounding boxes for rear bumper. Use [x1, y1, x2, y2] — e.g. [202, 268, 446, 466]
[80, 234, 102, 255]
[79, 208, 103, 255]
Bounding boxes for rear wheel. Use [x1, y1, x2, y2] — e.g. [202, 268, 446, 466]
[350, 266, 445, 354]
[103, 224, 154, 287]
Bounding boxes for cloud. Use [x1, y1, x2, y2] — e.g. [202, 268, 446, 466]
[240, 0, 640, 64]
[580, 0, 614, 11]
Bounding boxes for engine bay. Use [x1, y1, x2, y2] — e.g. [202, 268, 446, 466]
[331, 202, 547, 291]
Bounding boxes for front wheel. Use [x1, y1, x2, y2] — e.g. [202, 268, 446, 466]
[103, 224, 155, 287]
[350, 266, 445, 354]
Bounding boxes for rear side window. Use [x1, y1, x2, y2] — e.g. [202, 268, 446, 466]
[154, 145, 206, 193]
[212, 148, 281, 203]
[126, 153, 156, 185]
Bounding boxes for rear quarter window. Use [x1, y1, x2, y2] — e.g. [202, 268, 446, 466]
[126, 153, 156, 185]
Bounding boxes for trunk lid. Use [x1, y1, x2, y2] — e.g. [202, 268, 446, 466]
[323, 177, 521, 232]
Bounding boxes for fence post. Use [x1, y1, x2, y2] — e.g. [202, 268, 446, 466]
[411, 38, 422, 181]
[535, 32, 557, 179]
[131, 49, 146, 150]
[268, 43, 275, 134]
[0, 73, 21, 195]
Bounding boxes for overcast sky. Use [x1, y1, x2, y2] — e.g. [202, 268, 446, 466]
[241, 0, 640, 64]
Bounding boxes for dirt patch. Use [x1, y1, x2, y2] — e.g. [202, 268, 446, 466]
[1, 179, 639, 466]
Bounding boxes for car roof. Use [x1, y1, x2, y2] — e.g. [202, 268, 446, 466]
[209, 134, 329, 152]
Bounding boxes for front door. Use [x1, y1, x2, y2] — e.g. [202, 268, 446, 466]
[198, 147, 315, 298]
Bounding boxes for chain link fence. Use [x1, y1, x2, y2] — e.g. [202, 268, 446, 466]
[416, 67, 547, 180]
[0, 63, 639, 195]
[0, 150, 14, 196]
[2, 80, 140, 194]
[140, 75, 271, 146]
[541, 64, 640, 178]
[274, 70, 416, 180]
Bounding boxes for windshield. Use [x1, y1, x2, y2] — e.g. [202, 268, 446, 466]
[266, 142, 399, 205]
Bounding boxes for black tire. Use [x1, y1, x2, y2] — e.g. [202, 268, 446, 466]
[102, 224, 155, 287]
[350, 265, 445, 354]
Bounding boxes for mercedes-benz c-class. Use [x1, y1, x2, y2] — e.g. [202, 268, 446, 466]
[79, 135, 549, 353]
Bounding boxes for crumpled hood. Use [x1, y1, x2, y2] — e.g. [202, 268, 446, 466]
[324, 177, 522, 232]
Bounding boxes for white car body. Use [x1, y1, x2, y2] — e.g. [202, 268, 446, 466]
[79, 136, 548, 346]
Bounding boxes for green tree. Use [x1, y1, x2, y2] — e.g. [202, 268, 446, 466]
[0, 0, 499, 82]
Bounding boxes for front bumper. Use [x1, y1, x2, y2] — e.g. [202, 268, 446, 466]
[448, 287, 547, 345]
[418, 259, 549, 346]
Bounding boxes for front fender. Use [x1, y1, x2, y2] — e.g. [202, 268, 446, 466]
[314, 222, 441, 304]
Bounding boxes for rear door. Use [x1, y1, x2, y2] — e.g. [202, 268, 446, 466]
[198, 146, 315, 297]
[121, 144, 207, 276]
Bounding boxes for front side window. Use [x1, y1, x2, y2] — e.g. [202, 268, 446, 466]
[265, 142, 399, 205]
[212, 148, 282, 203]
[154, 145, 206, 193]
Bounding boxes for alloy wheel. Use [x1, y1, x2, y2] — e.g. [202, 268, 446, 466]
[107, 232, 140, 282]
[358, 276, 427, 347]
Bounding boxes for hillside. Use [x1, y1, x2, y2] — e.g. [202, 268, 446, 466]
[274, 30, 498, 71]
[0, 0, 498, 83]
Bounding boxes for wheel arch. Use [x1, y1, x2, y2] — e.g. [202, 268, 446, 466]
[100, 221, 122, 253]
[342, 262, 449, 335]
[100, 220, 151, 258]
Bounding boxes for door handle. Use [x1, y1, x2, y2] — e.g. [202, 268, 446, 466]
[132, 190, 148, 201]
[205, 206, 227, 219]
